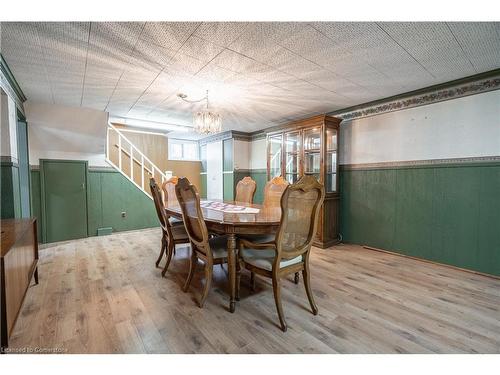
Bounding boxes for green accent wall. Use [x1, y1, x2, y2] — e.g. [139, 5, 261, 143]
[200, 174, 207, 199]
[223, 173, 234, 201]
[1, 162, 21, 219]
[199, 144, 207, 199]
[87, 170, 158, 236]
[250, 169, 267, 204]
[30, 169, 43, 243]
[222, 139, 234, 200]
[340, 162, 500, 276]
[30, 167, 158, 243]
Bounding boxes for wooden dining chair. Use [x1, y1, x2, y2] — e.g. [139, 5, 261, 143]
[175, 177, 229, 308]
[162, 176, 179, 207]
[262, 176, 289, 208]
[161, 176, 183, 226]
[235, 176, 257, 204]
[237, 175, 325, 331]
[241, 176, 290, 277]
[149, 178, 190, 276]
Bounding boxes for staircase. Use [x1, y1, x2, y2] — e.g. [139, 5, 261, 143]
[105, 122, 167, 199]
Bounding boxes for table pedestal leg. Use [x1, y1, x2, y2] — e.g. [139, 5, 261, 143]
[227, 233, 236, 313]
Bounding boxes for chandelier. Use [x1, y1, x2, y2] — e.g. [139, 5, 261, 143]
[177, 90, 222, 135]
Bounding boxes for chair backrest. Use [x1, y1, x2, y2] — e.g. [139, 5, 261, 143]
[263, 176, 289, 208]
[174, 177, 210, 253]
[235, 176, 256, 204]
[149, 178, 169, 232]
[162, 176, 179, 207]
[275, 175, 325, 260]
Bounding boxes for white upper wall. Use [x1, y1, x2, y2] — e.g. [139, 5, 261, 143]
[249, 138, 267, 170]
[25, 101, 109, 166]
[233, 139, 250, 170]
[340, 90, 500, 165]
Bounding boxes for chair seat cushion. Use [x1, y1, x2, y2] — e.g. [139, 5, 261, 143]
[240, 248, 302, 271]
[208, 235, 228, 259]
[238, 234, 276, 243]
[171, 225, 189, 241]
[169, 217, 183, 226]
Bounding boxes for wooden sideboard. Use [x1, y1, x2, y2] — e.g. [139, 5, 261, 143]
[1, 218, 39, 352]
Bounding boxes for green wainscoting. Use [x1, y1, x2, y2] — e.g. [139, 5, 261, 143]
[1, 161, 21, 219]
[30, 167, 158, 243]
[87, 169, 158, 236]
[223, 173, 234, 201]
[30, 169, 42, 242]
[340, 162, 500, 276]
[250, 169, 267, 204]
[200, 174, 207, 199]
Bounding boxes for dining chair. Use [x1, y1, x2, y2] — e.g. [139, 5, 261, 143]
[235, 176, 257, 204]
[161, 176, 183, 226]
[175, 177, 229, 308]
[149, 178, 190, 276]
[241, 176, 292, 284]
[262, 176, 289, 208]
[237, 175, 325, 331]
[162, 176, 179, 207]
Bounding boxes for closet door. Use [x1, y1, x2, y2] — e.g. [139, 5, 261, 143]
[41, 159, 88, 243]
[206, 141, 223, 200]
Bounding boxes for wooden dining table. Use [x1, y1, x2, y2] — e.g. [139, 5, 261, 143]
[165, 200, 281, 313]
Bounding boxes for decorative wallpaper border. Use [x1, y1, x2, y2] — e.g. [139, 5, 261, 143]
[336, 74, 500, 121]
[340, 155, 500, 170]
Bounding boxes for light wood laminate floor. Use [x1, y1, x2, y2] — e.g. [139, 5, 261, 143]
[8, 228, 500, 353]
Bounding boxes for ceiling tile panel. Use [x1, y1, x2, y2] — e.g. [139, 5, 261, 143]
[194, 22, 253, 47]
[177, 35, 225, 64]
[141, 22, 200, 52]
[448, 22, 500, 73]
[379, 22, 477, 82]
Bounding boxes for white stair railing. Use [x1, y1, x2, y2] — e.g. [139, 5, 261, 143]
[105, 122, 166, 199]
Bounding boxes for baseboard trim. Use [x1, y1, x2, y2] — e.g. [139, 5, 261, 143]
[363, 245, 500, 280]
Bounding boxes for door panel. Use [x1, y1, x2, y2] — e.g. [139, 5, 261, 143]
[41, 160, 88, 242]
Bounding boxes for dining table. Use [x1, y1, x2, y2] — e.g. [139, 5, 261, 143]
[165, 200, 281, 313]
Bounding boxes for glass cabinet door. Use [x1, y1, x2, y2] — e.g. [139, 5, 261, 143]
[268, 134, 283, 179]
[284, 131, 301, 183]
[303, 128, 321, 181]
[325, 128, 338, 192]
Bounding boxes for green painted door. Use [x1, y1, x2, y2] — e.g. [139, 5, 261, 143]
[41, 160, 88, 243]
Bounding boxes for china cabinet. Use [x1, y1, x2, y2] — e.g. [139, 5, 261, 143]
[266, 115, 341, 248]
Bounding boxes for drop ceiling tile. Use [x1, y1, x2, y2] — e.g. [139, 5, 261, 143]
[194, 63, 236, 84]
[90, 22, 144, 57]
[211, 49, 257, 74]
[177, 35, 225, 64]
[228, 29, 282, 63]
[132, 38, 178, 70]
[167, 52, 206, 75]
[277, 25, 336, 59]
[142, 22, 200, 52]
[379, 22, 476, 81]
[194, 22, 253, 47]
[448, 22, 500, 73]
